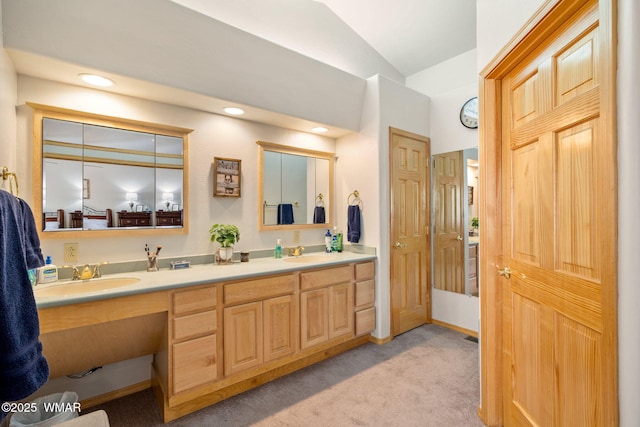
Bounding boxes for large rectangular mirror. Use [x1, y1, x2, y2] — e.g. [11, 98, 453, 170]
[257, 141, 333, 230]
[30, 103, 191, 237]
[432, 147, 479, 296]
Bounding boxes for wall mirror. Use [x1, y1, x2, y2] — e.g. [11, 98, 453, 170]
[257, 141, 333, 230]
[432, 147, 479, 296]
[29, 103, 191, 238]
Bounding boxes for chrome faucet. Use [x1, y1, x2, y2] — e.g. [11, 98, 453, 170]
[287, 246, 305, 257]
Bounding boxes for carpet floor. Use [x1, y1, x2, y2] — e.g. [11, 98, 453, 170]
[87, 324, 484, 426]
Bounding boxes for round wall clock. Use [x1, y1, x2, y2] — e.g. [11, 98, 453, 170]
[459, 97, 479, 129]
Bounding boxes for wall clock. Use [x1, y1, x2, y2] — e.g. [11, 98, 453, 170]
[459, 97, 479, 129]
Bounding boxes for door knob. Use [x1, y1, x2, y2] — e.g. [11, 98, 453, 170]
[394, 242, 407, 249]
[497, 266, 511, 279]
[456, 235, 463, 241]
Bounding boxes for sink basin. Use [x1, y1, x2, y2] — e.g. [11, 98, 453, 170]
[34, 277, 140, 297]
[282, 255, 335, 264]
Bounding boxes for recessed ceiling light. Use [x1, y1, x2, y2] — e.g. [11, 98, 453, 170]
[224, 107, 245, 115]
[312, 127, 328, 133]
[78, 73, 114, 87]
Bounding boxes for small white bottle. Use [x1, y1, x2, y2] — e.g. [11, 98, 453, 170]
[37, 255, 58, 284]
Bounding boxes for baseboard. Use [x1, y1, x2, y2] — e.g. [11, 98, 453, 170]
[80, 380, 151, 409]
[431, 319, 478, 338]
[369, 334, 392, 345]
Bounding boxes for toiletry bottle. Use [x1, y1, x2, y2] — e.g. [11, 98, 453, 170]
[274, 239, 283, 259]
[37, 255, 58, 284]
[336, 228, 343, 253]
[325, 229, 332, 253]
[331, 226, 338, 252]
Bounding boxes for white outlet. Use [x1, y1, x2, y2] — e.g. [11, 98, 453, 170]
[64, 243, 78, 263]
[293, 231, 300, 244]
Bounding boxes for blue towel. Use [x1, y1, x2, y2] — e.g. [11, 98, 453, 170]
[313, 206, 325, 224]
[277, 204, 294, 225]
[347, 205, 361, 243]
[0, 191, 48, 409]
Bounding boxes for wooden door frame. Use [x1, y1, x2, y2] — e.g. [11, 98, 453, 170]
[388, 127, 431, 336]
[478, 0, 618, 425]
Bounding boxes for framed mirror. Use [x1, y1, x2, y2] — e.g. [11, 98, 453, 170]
[432, 147, 479, 296]
[257, 141, 333, 230]
[29, 103, 192, 238]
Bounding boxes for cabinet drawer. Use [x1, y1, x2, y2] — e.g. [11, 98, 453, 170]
[355, 307, 376, 336]
[224, 274, 295, 305]
[300, 265, 352, 290]
[173, 310, 217, 341]
[173, 286, 217, 315]
[172, 334, 217, 394]
[355, 261, 375, 281]
[354, 279, 375, 308]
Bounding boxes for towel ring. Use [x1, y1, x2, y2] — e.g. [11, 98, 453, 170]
[315, 193, 325, 207]
[347, 190, 362, 209]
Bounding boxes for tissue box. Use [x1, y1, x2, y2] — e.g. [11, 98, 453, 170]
[170, 260, 190, 270]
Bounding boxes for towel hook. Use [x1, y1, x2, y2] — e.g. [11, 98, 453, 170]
[347, 190, 362, 209]
[315, 193, 325, 207]
[2, 166, 19, 196]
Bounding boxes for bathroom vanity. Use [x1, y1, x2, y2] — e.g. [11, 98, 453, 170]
[35, 253, 376, 422]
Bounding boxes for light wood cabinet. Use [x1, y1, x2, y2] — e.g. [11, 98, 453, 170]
[468, 244, 478, 296]
[153, 259, 375, 422]
[300, 265, 354, 350]
[354, 261, 375, 336]
[224, 301, 263, 376]
[223, 274, 296, 376]
[170, 285, 218, 395]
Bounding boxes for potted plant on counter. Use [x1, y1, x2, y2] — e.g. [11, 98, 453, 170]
[209, 223, 240, 264]
[470, 217, 479, 236]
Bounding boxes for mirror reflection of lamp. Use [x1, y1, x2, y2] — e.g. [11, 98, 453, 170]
[162, 192, 173, 210]
[126, 192, 137, 212]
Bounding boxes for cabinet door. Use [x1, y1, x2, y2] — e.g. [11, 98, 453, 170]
[172, 334, 217, 394]
[263, 295, 296, 362]
[224, 302, 263, 376]
[329, 283, 354, 339]
[300, 289, 328, 350]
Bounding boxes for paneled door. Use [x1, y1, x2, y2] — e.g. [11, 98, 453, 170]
[389, 127, 430, 336]
[496, 1, 617, 425]
[432, 151, 465, 294]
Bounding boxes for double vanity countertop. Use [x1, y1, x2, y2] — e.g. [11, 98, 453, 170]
[34, 251, 377, 309]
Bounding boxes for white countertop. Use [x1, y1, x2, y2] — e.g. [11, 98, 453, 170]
[34, 252, 377, 309]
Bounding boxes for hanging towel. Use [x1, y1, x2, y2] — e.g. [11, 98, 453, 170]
[277, 204, 294, 225]
[0, 190, 48, 409]
[313, 206, 326, 224]
[347, 205, 361, 243]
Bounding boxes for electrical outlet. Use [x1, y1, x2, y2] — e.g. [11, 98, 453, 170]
[293, 231, 300, 244]
[64, 243, 78, 263]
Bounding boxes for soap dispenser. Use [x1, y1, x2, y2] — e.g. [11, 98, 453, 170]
[325, 229, 332, 253]
[274, 239, 283, 259]
[37, 256, 58, 284]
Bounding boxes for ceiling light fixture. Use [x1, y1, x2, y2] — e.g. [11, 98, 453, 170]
[312, 127, 328, 133]
[78, 73, 114, 87]
[224, 107, 245, 115]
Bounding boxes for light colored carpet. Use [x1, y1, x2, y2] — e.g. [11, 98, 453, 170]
[88, 324, 484, 426]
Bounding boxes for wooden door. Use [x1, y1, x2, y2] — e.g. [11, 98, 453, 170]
[223, 302, 263, 376]
[263, 295, 296, 362]
[487, 1, 618, 425]
[432, 151, 465, 293]
[389, 127, 430, 336]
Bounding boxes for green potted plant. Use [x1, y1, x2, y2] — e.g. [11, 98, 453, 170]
[209, 224, 240, 264]
[470, 217, 479, 236]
